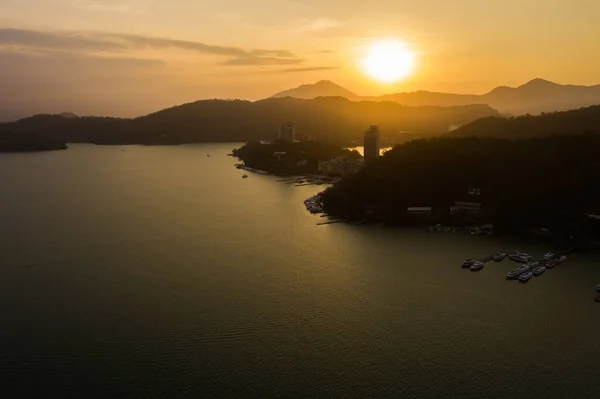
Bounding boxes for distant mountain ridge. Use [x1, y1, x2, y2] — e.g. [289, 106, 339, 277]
[0, 97, 498, 145]
[271, 79, 600, 116]
[271, 80, 358, 100]
[447, 105, 600, 139]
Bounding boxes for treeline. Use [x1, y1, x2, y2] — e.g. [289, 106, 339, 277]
[233, 141, 361, 175]
[448, 105, 600, 138]
[0, 97, 497, 145]
[0, 131, 67, 152]
[322, 134, 600, 233]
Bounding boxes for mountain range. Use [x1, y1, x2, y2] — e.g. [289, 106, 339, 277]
[272, 79, 600, 116]
[0, 97, 497, 146]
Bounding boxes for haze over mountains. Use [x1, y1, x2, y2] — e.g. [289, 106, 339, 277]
[272, 79, 600, 116]
[0, 97, 496, 146]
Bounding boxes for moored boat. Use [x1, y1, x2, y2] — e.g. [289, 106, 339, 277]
[493, 252, 506, 261]
[519, 272, 533, 282]
[556, 255, 567, 263]
[470, 261, 484, 271]
[596, 284, 600, 293]
[462, 259, 475, 268]
[525, 261, 540, 268]
[545, 260, 557, 269]
[533, 266, 546, 276]
[543, 252, 555, 261]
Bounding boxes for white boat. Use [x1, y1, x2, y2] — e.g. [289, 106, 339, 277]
[519, 272, 533, 282]
[470, 261, 484, 271]
[525, 261, 540, 268]
[556, 255, 566, 263]
[506, 269, 521, 279]
[509, 253, 529, 263]
[543, 252, 555, 261]
[493, 252, 506, 261]
[532, 266, 546, 276]
[462, 259, 475, 268]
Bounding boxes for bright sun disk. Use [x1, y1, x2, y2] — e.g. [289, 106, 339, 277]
[362, 39, 415, 83]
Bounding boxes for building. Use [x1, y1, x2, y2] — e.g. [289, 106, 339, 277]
[407, 207, 432, 215]
[450, 201, 481, 215]
[318, 156, 363, 177]
[364, 125, 380, 164]
[278, 123, 295, 142]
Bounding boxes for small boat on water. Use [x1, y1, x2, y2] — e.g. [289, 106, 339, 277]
[470, 261, 484, 271]
[545, 260, 557, 269]
[525, 261, 540, 268]
[596, 284, 600, 293]
[543, 252, 555, 261]
[493, 252, 506, 261]
[242, 174, 248, 178]
[509, 251, 531, 262]
[462, 259, 475, 268]
[519, 272, 533, 282]
[556, 255, 567, 263]
[507, 265, 530, 279]
[533, 266, 546, 276]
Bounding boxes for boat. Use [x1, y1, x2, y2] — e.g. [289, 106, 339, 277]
[235, 165, 243, 169]
[507, 265, 530, 279]
[525, 261, 540, 268]
[462, 259, 475, 268]
[543, 252, 555, 261]
[519, 272, 533, 282]
[493, 252, 506, 261]
[242, 174, 248, 178]
[509, 253, 529, 263]
[506, 269, 521, 279]
[556, 255, 567, 263]
[545, 260, 557, 269]
[532, 266, 546, 276]
[596, 284, 600, 293]
[470, 261, 484, 271]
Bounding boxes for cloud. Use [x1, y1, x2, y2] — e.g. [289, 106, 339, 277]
[0, 28, 303, 66]
[80, 3, 132, 13]
[282, 66, 340, 72]
[306, 18, 342, 31]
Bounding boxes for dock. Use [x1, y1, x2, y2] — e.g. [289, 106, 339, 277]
[317, 220, 345, 226]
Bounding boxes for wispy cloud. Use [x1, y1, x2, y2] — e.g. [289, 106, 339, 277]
[283, 66, 340, 73]
[305, 18, 342, 31]
[80, 2, 132, 13]
[0, 28, 304, 66]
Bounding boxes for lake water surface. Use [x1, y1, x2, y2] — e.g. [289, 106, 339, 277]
[1, 144, 599, 398]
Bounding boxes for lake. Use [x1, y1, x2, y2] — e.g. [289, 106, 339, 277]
[1, 143, 599, 398]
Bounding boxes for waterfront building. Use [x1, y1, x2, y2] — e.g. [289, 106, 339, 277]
[278, 123, 296, 142]
[364, 125, 380, 164]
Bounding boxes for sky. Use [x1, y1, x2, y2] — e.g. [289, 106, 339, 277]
[1, 0, 600, 116]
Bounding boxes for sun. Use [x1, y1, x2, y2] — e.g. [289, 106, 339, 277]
[362, 39, 416, 83]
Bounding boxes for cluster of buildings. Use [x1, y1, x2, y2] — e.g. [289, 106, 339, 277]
[318, 156, 364, 177]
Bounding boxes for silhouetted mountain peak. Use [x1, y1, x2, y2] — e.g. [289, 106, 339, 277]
[518, 78, 561, 90]
[59, 112, 79, 119]
[271, 81, 357, 99]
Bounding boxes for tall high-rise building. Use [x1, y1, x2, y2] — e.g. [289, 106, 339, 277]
[364, 125, 380, 164]
[278, 123, 296, 142]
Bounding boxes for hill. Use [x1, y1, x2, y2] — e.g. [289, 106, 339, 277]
[0, 131, 67, 152]
[271, 80, 358, 100]
[321, 134, 600, 234]
[447, 105, 600, 139]
[0, 97, 498, 145]
[271, 79, 600, 115]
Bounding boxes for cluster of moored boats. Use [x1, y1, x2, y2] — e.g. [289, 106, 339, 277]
[304, 195, 324, 214]
[462, 250, 567, 282]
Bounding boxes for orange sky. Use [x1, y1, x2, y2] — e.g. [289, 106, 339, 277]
[1, 0, 600, 116]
